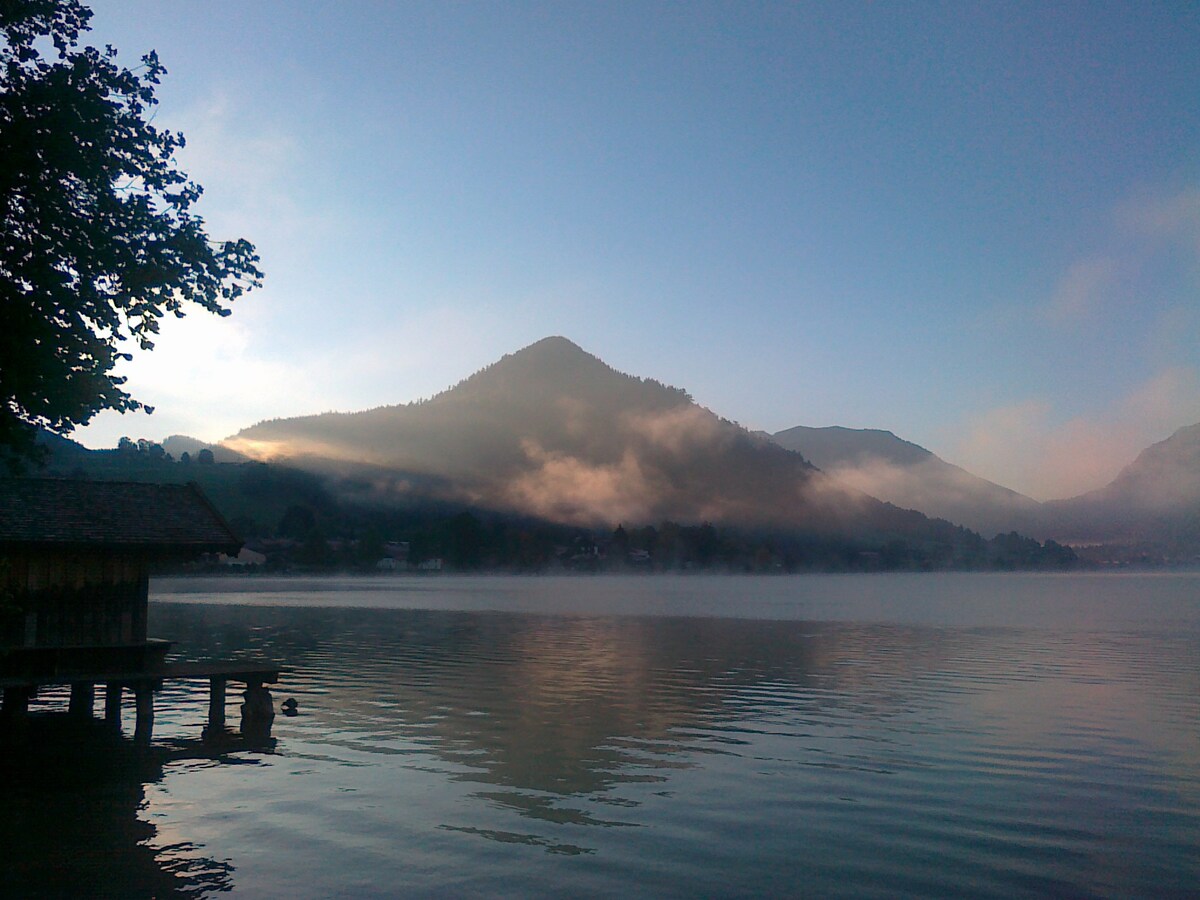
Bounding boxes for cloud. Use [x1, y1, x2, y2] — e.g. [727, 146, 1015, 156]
[167, 94, 321, 243]
[954, 405, 1109, 502]
[70, 312, 323, 448]
[65, 93, 539, 450]
[491, 406, 798, 526]
[1117, 185, 1200, 250]
[950, 368, 1200, 501]
[67, 94, 344, 449]
[1044, 257, 1117, 324]
[1123, 366, 1200, 426]
[1040, 183, 1200, 326]
[623, 405, 727, 455]
[819, 455, 1034, 523]
[496, 410, 750, 526]
[502, 441, 654, 525]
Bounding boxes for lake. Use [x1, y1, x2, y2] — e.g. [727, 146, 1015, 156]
[5, 573, 1200, 897]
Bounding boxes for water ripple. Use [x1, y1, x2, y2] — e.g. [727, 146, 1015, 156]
[11, 576, 1200, 897]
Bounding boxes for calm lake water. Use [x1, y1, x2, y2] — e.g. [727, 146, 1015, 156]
[5, 573, 1200, 898]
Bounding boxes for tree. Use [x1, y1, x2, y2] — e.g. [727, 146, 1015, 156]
[277, 504, 315, 540]
[357, 525, 385, 566]
[0, 0, 261, 468]
[445, 511, 484, 570]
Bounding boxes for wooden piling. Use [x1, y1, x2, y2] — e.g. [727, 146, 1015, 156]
[69, 682, 95, 718]
[104, 683, 123, 726]
[208, 677, 226, 729]
[133, 684, 154, 743]
[2, 686, 32, 721]
[3, 660, 281, 743]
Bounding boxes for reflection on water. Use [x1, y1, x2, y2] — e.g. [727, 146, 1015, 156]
[6, 576, 1200, 897]
[0, 719, 240, 897]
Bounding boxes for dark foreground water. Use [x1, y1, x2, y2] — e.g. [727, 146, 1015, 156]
[4, 573, 1200, 898]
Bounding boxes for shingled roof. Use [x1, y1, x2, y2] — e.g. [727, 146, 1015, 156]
[0, 479, 241, 553]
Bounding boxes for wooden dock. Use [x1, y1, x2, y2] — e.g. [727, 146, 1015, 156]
[0, 656, 283, 744]
[1, 479, 283, 747]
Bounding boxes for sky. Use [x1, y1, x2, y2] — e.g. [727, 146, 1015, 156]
[69, 1, 1199, 502]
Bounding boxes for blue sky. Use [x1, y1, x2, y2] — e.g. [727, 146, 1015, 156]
[72, 1, 1199, 500]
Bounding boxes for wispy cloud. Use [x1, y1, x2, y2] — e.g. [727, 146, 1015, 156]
[624, 406, 728, 455]
[1116, 185, 1200, 250]
[58, 80, 538, 447]
[167, 93, 322, 243]
[1044, 257, 1117, 324]
[71, 313, 322, 447]
[67, 93, 328, 448]
[502, 442, 655, 525]
[813, 455, 1037, 534]
[70, 297, 549, 450]
[1040, 183, 1199, 327]
[950, 367, 1200, 501]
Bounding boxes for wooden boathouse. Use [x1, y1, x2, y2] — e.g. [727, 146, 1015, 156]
[0, 478, 281, 742]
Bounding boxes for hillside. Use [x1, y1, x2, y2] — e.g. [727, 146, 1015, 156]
[160, 435, 248, 464]
[771, 425, 1042, 538]
[225, 338, 964, 543]
[1043, 423, 1200, 552]
[18, 338, 1083, 570]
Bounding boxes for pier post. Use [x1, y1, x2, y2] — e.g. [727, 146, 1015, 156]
[240, 678, 275, 740]
[133, 683, 155, 744]
[208, 677, 227, 729]
[1, 686, 33, 741]
[104, 683, 123, 727]
[69, 682, 95, 718]
[1, 686, 32, 722]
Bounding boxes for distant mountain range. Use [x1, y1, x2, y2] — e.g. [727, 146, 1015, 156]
[1041, 423, 1200, 552]
[49, 335, 1200, 563]
[222, 337, 956, 542]
[769, 425, 1042, 538]
[769, 422, 1200, 553]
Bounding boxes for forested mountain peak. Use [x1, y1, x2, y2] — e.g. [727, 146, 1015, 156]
[220, 337, 973, 539]
[425, 335, 692, 411]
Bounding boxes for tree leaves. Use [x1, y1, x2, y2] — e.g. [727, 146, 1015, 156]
[0, 0, 262, 467]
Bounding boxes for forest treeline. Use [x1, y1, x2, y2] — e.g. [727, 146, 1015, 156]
[42, 438, 1078, 574]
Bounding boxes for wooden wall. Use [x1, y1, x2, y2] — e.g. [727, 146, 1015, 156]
[1, 549, 148, 648]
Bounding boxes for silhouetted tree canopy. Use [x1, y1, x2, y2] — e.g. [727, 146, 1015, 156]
[0, 0, 261, 468]
[277, 504, 316, 540]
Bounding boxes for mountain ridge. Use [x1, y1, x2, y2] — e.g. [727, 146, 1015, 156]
[54, 334, 1195, 561]
[1042, 423, 1200, 549]
[220, 338, 976, 547]
[770, 424, 1041, 538]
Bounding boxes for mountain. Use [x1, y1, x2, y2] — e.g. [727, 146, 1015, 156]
[1043, 423, 1200, 551]
[224, 337, 963, 543]
[160, 434, 248, 464]
[770, 425, 1041, 537]
[34, 429, 92, 462]
[773, 426, 933, 469]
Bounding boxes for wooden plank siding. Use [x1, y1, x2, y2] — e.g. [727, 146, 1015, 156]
[0, 481, 280, 745]
[1, 479, 239, 656]
[2, 548, 147, 648]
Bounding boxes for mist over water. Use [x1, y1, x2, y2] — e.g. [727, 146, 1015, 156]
[157, 571, 1200, 630]
[7, 574, 1200, 897]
